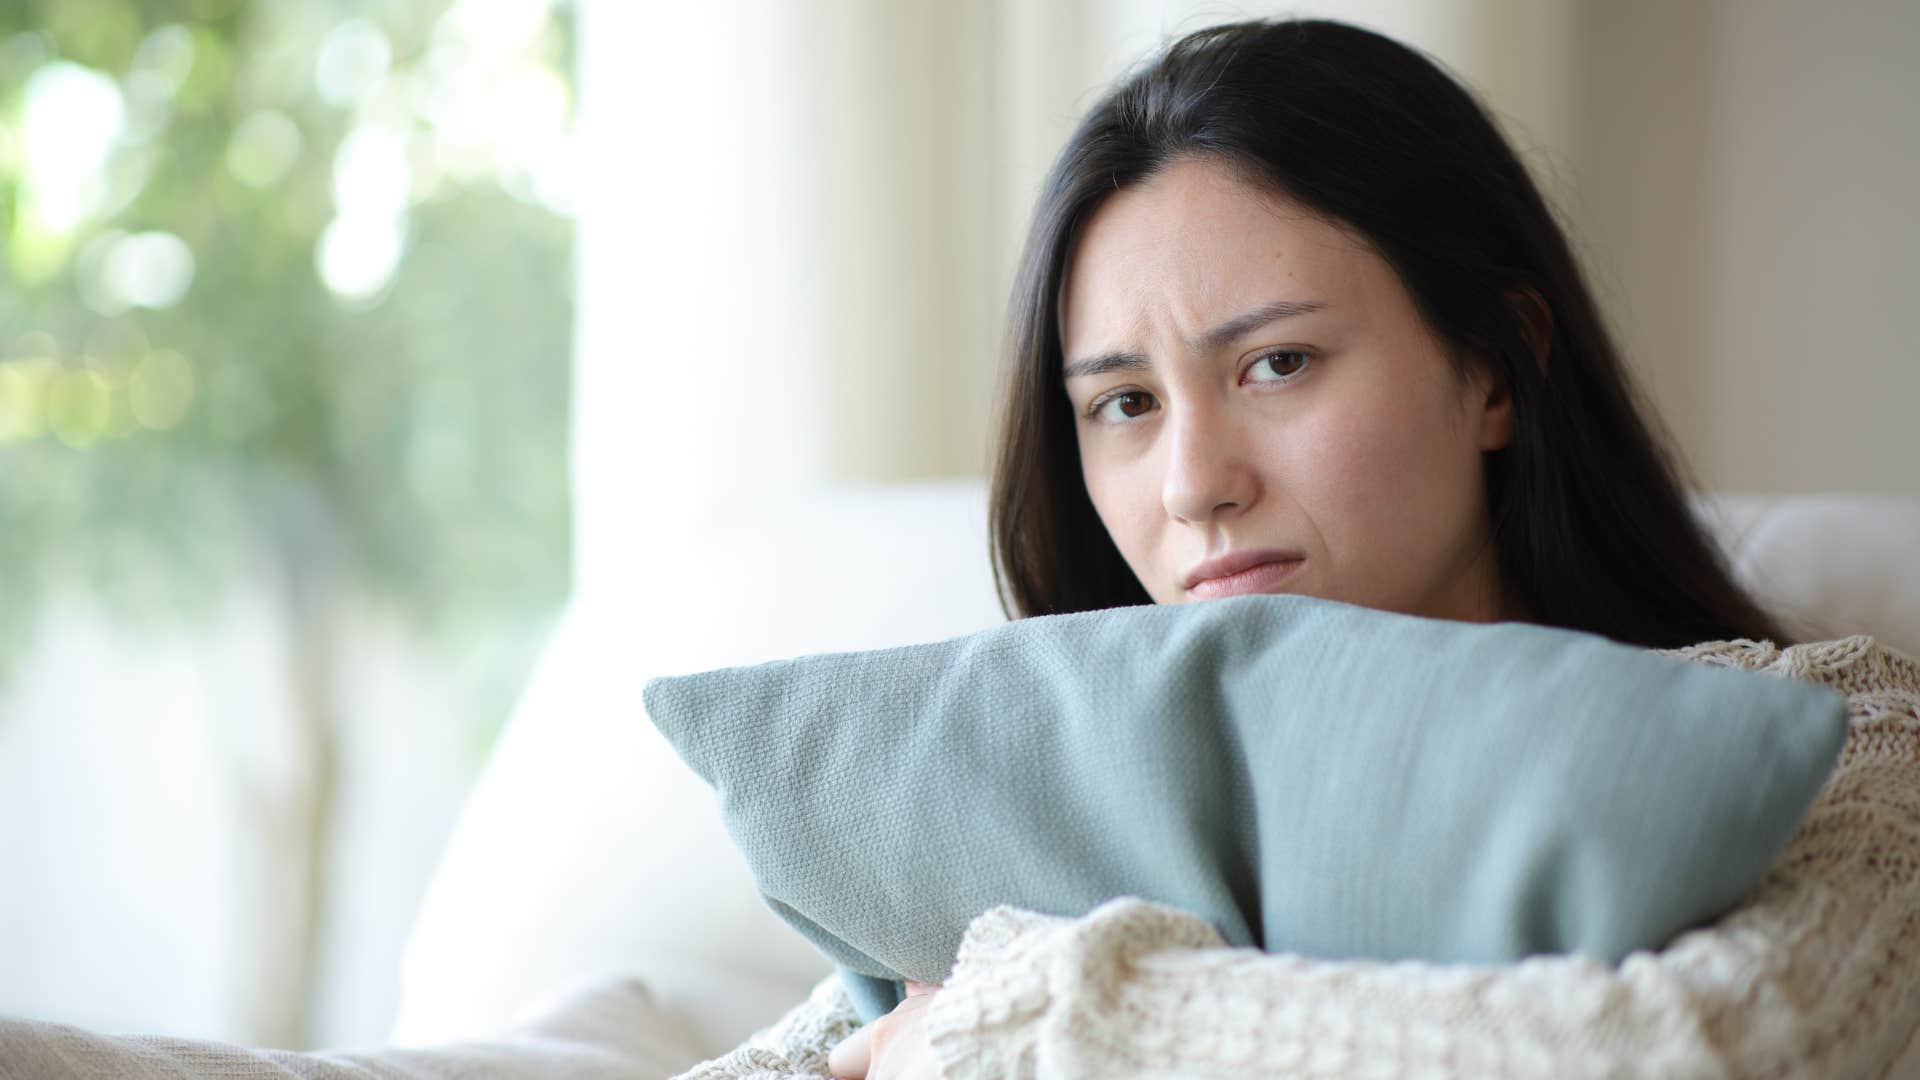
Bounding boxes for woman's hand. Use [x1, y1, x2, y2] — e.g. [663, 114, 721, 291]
[826, 980, 942, 1080]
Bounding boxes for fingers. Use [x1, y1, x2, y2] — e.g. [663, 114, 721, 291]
[827, 1022, 872, 1079]
[830, 985, 939, 1079]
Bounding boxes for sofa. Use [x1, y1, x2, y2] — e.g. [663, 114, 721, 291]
[379, 482, 1919, 1073]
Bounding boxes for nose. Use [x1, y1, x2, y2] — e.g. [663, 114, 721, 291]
[1161, 402, 1257, 525]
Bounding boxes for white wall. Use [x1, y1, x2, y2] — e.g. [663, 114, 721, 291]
[1566, 0, 1920, 498]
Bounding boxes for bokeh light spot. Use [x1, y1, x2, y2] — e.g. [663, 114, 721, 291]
[6, 330, 62, 362]
[122, 69, 179, 143]
[333, 125, 413, 220]
[315, 19, 392, 107]
[76, 228, 129, 315]
[131, 24, 197, 97]
[445, 0, 552, 61]
[104, 231, 197, 310]
[0, 359, 55, 442]
[0, 31, 53, 78]
[227, 110, 303, 188]
[174, 26, 233, 111]
[20, 61, 126, 232]
[47, 367, 112, 447]
[130, 349, 195, 431]
[317, 213, 406, 302]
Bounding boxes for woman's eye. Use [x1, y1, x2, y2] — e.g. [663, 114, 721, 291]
[1245, 349, 1310, 384]
[1089, 390, 1156, 423]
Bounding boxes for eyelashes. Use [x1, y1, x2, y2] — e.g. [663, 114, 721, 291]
[1245, 348, 1311, 384]
[1086, 388, 1156, 423]
[1082, 348, 1314, 425]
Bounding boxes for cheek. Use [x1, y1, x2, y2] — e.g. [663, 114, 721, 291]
[1080, 440, 1168, 578]
[1283, 382, 1473, 557]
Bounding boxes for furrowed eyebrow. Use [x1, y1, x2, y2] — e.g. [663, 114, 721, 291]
[1061, 298, 1329, 380]
[1060, 350, 1150, 381]
[1195, 298, 1328, 352]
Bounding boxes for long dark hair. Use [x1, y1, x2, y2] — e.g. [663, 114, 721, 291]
[987, 18, 1789, 650]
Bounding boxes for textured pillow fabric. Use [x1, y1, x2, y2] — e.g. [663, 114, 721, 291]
[642, 594, 1847, 1021]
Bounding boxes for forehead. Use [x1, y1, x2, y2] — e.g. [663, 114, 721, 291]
[1058, 158, 1374, 352]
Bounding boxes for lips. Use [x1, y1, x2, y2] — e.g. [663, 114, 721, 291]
[1182, 549, 1307, 597]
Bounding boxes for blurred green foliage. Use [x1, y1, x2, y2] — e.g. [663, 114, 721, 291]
[0, 0, 574, 753]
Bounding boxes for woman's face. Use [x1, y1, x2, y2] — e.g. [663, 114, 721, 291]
[1058, 157, 1517, 621]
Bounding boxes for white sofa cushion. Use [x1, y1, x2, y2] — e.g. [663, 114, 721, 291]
[392, 482, 1004, 1061]
[0, 977, 703, 1078]
[1694, 493, 1920, 659]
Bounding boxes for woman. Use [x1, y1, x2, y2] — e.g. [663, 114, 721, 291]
[674, 18, 1918, 1080]
[5, 15, 1898, 1080]
[985, 18, 1783, 650]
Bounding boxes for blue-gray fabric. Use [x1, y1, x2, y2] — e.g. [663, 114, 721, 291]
[642, 595, 1846, 1023]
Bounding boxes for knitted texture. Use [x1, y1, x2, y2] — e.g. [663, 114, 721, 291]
[680, 635, 1920, 1079]
[670, 974, 861, 1080]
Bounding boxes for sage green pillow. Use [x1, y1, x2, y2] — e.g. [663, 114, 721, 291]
[642, 594, 1845, 1021]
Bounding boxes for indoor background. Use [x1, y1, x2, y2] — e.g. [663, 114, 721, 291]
[1, 0, 1914, 1053]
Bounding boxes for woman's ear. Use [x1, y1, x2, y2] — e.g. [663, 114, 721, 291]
[1470, 287, 1550, 452]
[1473, 361, 1515, 452]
